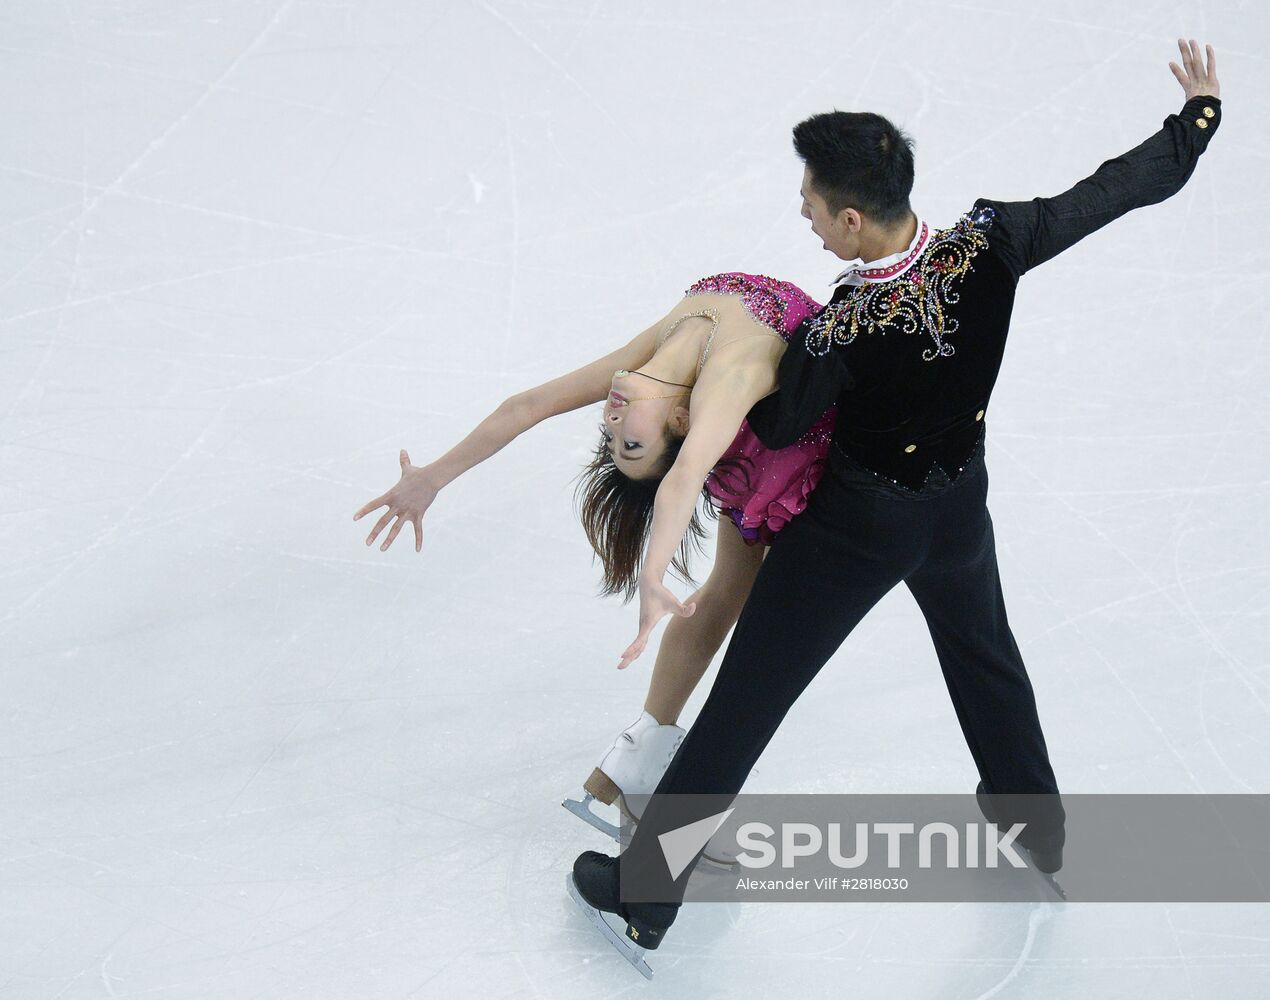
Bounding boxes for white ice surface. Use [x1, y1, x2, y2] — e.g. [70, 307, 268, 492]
[1, 2, 1268, 997]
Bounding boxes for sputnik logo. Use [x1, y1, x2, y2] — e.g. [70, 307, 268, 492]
[656, 809, 735, 879]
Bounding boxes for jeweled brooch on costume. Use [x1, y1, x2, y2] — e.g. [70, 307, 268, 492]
[805, 208, 995, 362]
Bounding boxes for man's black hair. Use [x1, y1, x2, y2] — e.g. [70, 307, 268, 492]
[793, 111, 915, 226]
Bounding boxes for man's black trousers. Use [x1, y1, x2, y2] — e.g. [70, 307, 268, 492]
[623, 432, 1066, 904]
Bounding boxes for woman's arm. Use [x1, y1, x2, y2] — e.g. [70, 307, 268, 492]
[424, 397, 536, 490]
[427, 317, 665, 489]
[516, 315, 668, 424]
[642, 364, 770, 583]
[356, 312, 670, 553]
[615, 358, 772, 668]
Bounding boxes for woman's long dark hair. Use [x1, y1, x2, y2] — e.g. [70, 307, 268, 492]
[572, 426, 756, 603]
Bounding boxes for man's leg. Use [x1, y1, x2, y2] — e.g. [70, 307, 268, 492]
[618, 478, 930, 909]
[903, 460, 1065, 842]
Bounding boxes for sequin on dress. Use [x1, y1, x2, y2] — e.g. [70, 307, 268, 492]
[684, 272, 836, 546]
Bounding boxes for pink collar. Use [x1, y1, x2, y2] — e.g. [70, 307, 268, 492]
[830, 215, 929, 289]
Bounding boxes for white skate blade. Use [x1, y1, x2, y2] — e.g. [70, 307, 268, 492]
[561, 793, 621, 841]
[566, 873, 654, 980]
[565, 794, 739, 873]
[620, 806, 738, 872]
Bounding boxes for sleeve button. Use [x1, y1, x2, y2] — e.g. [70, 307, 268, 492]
[975, 409, 985, 421]
[1203, 106, 1215, 118]
[1196, 118, 1208, 129]
[903, 444, 917, 453]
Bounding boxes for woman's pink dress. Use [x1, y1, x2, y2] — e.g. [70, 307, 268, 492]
[684, 273, 837, 546]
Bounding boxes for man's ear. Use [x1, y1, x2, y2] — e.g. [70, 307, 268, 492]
[838, 206, 863, 232]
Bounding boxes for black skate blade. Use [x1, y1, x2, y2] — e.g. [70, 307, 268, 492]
[974, 789, 1067, 902]
[566, 873, 654, 980]
[1021, 848, 1067, 901]
[1041, 873, 1068, 901]
[1031, 861, 1067, 901]
[561, 793, 621, 841]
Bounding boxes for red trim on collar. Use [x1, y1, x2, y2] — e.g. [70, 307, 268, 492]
[853, 221, 930, 281]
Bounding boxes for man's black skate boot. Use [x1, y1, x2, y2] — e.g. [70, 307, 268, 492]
[975, 781, 1064, 873]
[572, 850, 677, 949]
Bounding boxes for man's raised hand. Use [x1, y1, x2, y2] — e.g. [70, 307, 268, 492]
[1169, 38, 1219, 101]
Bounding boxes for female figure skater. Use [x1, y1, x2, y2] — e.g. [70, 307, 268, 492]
[352, 272, 836, 838]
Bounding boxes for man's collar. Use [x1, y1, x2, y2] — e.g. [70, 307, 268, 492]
[829, 213, 928, 291]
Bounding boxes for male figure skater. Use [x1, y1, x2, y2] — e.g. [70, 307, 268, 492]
[570, 40, 1222, 971]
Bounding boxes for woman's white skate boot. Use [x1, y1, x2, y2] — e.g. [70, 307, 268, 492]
[563, 711, 737, 868]
[562, 710, 683, 841]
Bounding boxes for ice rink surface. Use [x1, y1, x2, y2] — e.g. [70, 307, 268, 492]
[1, 1, 1267, 996]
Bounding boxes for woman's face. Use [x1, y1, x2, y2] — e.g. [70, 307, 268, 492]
[600, 372, 689, 478]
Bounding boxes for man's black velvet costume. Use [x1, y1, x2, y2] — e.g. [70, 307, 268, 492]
[598, 95, 1223, 934]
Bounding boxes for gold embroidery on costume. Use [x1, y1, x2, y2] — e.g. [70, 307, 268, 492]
[804, 212, 993, 363]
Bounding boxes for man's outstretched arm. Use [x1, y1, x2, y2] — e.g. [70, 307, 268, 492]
[977, 39, 1222, 279]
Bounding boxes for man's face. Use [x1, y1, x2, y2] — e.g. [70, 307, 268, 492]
[800, 165, 860, 261]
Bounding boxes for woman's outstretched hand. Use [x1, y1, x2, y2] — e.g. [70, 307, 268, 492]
[353, 449, 439, 553]
[1169, 38, 1219, 100]
[617, 576, 697, 670]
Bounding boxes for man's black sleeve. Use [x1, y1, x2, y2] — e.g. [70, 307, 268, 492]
[975, 95, 1222, 279]
[745, 316, 853, 451]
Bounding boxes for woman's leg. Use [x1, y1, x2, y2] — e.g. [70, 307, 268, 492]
[571, 518, 766, 823]
[642, 517, 766, 726]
